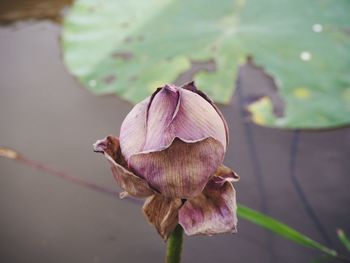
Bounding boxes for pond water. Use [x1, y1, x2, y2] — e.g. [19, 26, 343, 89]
[0, 16, 349, 263]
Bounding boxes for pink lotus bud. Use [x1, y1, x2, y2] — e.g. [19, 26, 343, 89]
[94, 82, 239, 240]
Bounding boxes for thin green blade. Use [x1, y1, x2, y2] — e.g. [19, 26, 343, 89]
[237, 204, 337, 257]
[337, 229, 350, 252]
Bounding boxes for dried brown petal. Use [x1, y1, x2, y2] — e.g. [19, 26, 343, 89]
[129, 137, 224, 199]
[143, 194, 182, 240]
[94, 136, 154, 198]
[214, 164, 240, 182]
[178, 176, 237, 235]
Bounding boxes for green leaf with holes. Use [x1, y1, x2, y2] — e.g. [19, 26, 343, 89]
[62, 0, 350, 128]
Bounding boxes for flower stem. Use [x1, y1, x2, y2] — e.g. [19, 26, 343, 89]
[166, 224, 184, 263]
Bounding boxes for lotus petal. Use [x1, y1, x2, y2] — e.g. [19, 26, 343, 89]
[143, 194, 182, 240]
[129, 137, 224, 198]
[173, 87, 226, 150]
[178, 175, 237, 235]
[94, 136, 154, 198]
[143, 85, 180, 152]
[181, 81, 229, 147]
[143, 84, 227, 152]
[120, 97, 150, 161]
[214, 164, 240, 183]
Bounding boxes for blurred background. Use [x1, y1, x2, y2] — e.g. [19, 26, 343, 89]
[0, 0, 349, 262]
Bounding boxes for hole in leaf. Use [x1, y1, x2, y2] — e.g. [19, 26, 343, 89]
[174, 59, 216, 86]
[240, 56, 285, 121]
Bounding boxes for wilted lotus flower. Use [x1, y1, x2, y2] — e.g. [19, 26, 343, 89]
[94, 82, 239, 239]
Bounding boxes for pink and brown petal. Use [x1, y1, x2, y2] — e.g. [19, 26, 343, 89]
[178, 175, 238, 236]
[143, 194, 182, 240]
[94, 136, 154, 198]
[129, 137, 224, 199]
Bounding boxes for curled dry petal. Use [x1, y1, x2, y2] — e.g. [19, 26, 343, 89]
[214, 164, 240, 183]
[178, 175, 238, 236]
[93, 136, 154, 198]
[143, 194, 182, 240]
[129, 137, 224, 199]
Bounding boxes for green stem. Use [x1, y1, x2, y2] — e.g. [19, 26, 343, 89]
[166, 224, 184, 263]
